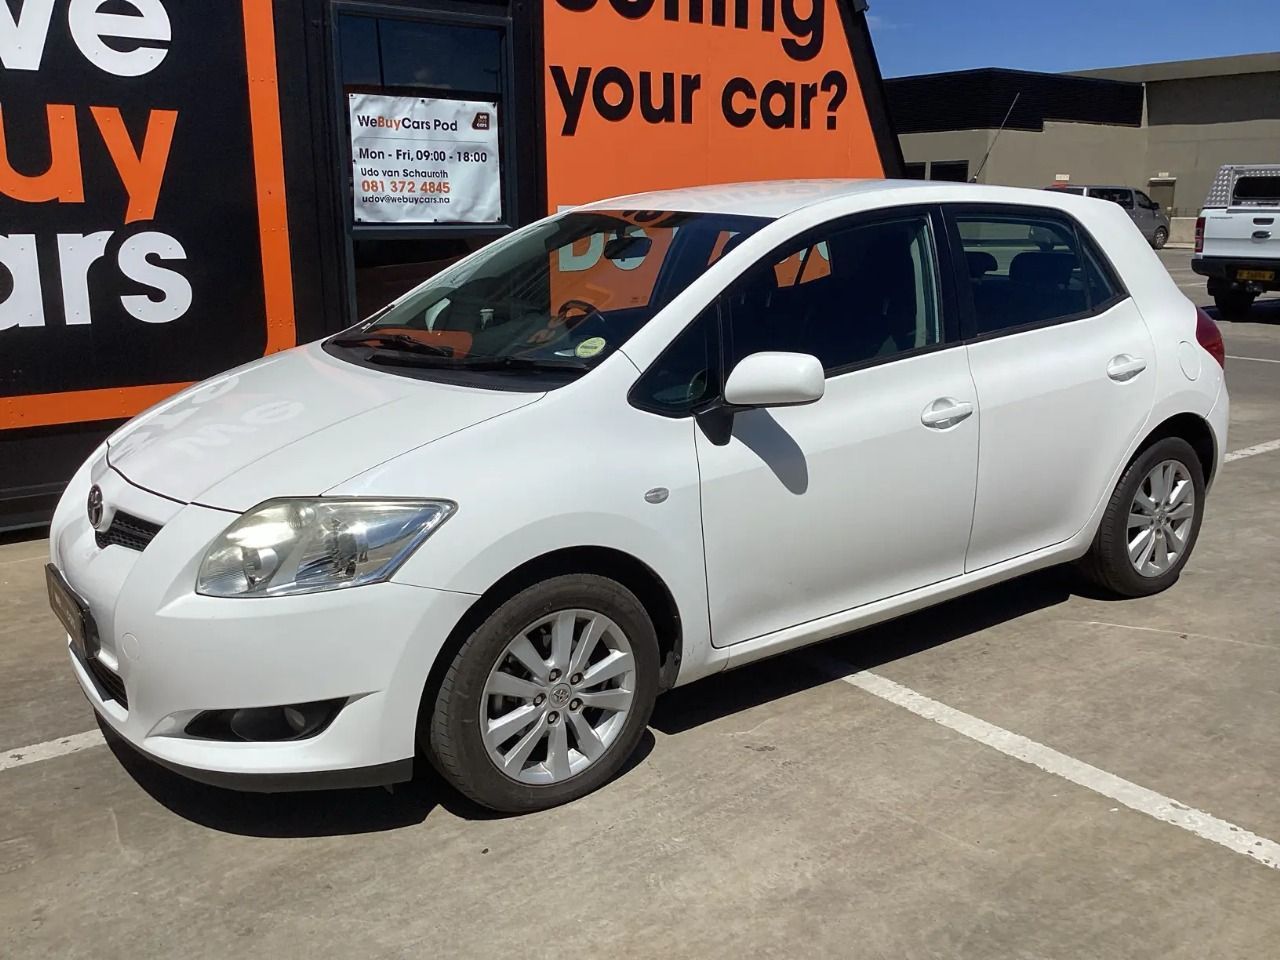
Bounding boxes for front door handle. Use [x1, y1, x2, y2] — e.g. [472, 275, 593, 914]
[1107, 355, 1148, 382]
[921, 397, 974, 429]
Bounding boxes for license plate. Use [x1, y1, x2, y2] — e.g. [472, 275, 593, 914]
[1237, 269, 1275, 282]
[46, 564, 99, 662]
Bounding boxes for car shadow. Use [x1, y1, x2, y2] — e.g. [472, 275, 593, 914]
[652, 565, 1092, 736]
[112, 566, 1102, 834]
[1206, 296, 1280, 325]
[103, 714, 656, 836]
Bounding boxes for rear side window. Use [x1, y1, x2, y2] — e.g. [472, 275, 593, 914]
[1232, 176, 1280, 207]
[952, 210, 1123, 336]
[1091, 188, 1134, 210]
[722, 214, 942, 375]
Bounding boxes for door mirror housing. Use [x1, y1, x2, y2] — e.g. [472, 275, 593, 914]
[723, 352, 825, 409]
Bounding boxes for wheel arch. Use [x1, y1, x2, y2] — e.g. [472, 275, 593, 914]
[418, 546, 684, 733]
[1132, 412, 1217, 486]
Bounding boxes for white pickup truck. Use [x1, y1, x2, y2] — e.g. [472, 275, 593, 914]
[1193, 164, 1280, 318]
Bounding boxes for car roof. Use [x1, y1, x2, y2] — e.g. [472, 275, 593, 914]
[1048, 184, 1131, 191]
[575, 179, 1104, 220]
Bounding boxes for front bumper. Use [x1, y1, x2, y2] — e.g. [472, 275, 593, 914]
[51, 460, 476, 790]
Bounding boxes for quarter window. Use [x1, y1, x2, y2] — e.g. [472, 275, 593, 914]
[954, 211, 1122, 335]
[629, 306, 720, 416]
[723, 215, 942, 375]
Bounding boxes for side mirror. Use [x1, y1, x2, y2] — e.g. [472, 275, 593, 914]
[723, 352, 825, 409]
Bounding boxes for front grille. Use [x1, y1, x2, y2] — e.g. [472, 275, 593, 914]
[86, 657, 129, 710]
[96, 511, 162, 552]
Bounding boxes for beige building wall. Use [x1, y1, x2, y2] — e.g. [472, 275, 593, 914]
[898, 57, 1280, 218]
[899, 123, 1148, 189]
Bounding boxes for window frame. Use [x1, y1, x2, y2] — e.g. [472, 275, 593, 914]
[332, 3, 521, 242]
[628, 204, 962, 419]
[941, 202, 1131, 344]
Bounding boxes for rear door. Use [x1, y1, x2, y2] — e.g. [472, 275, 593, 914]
[947, 204, 1156, 571]
[1201, 172, 1280, 263]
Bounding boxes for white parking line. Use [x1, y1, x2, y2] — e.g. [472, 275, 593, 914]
[1227, 355, 1280, 364]
[813, 660, 1280, 871]
[1, 730, 105, 773]
[1226, 438, 1280, 462]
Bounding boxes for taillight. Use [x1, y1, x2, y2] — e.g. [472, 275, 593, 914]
[1196, 307, 1226, 369]
[1194, 217, 1205, 254]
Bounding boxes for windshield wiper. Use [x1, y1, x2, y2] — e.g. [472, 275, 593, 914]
[453, 355, 590, 373]
[329, 332, 455, 357]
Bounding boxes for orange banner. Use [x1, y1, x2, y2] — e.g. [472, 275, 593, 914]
[542, 0, 885, 211]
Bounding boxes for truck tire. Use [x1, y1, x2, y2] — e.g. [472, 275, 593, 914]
[1213, 290, 1255, 319]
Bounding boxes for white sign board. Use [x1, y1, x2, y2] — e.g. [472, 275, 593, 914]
[348, 94, 501, 224]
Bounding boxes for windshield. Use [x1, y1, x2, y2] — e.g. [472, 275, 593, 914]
[328, 209, 769, 379]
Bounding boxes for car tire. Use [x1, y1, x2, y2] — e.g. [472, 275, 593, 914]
[1079, 437, 1206, 598]
[425, 574, 659, 813]
[1152, 227, 1168, 250]
[1213, 291, 1256, 319]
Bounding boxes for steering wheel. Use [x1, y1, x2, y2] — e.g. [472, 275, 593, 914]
[527, 299, 605, 345]
[555, 299, 605, 328]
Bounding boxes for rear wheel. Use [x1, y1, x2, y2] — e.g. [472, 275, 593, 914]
[425, 574, 659, 813]
[1152, 227, 1169, 250]
[1213, 290, 1256, 319]
[1080, 437, 1206, 598]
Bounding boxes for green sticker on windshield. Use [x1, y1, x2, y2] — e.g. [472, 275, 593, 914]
[576, 336, 607, 359]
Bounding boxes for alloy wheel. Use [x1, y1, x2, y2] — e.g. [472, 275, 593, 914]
[1127, 459, 1196, 577]
[481, 609, 636, 784]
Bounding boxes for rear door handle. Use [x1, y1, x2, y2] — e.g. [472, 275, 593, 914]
[921, 397, 974, 429]
[1107, 355, 1148, 382]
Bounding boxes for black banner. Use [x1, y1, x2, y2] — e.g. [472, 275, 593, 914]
[0, 0, 274, 419]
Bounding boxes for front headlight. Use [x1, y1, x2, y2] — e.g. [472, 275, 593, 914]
[196, 499, 455, 598]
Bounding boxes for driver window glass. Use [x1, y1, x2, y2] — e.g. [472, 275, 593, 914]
[724, 216, 941, 375]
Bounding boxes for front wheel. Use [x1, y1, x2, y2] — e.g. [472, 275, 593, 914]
[425, 574, 659, 813]
[1080, 437, 1206, 598]
[1152, 227, 1169, 250]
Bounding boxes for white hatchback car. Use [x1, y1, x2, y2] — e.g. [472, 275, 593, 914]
[49, 181, 1228, 812]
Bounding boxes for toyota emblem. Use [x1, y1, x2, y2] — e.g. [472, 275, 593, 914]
[87, 485, 104, 529]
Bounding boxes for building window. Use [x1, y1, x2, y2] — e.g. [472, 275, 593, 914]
[903, 162, 927, 180]
[336, 11, 511, 320]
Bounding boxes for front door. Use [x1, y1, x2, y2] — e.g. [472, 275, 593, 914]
[694, 209, 979, 646]
[949, 205, 1156, 571]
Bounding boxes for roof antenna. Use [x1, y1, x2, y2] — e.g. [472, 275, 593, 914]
[971, 92, 1021, 183]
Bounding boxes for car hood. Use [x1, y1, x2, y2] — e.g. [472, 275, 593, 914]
[106, 344, 542, 510]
